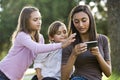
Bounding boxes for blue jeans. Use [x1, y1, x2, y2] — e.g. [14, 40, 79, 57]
[71, 76, 88, 80]
[0, 71, 10, 80]
[31, 75, 57, 80]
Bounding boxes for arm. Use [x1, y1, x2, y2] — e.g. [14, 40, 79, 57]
[33, 53, 49, 80]
[90, 35, 112, 77]
[61, 43, 87, 80]
[95, 53, 111, 77]
[16, 32, 76, 54]
[90, 48, 111, 77]
[35, 68, 43, 80]
[16, 32, 61, 53]
[61, 52, 77, 80]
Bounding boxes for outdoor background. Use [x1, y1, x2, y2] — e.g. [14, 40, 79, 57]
[0, 0, 120, 80]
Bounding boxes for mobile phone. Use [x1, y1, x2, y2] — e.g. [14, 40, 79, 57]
[85, 41, 98, 49]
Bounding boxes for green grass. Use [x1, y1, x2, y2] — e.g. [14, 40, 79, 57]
[23, 68, 35, 80]
[108, 72, 120, 80]
[23, 69, 120, 80]
[102, 71, 120, 80]
[102, 74, 109, 80]
[23, 74, 34, 80]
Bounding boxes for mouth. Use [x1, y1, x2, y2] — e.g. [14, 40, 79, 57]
[79, 28, 85, 31]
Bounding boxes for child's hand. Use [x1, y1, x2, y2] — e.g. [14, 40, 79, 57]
[38, 76, 43, 80]
[62, 33, 76, 48]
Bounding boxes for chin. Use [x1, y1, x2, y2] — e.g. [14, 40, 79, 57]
[79, 30, 87, 33]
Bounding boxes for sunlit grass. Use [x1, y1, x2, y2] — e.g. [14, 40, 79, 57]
[102, 74, 108, 80]
[23, 68, 35, 80]
[23, 69, 120, 80]
[108, 71, 120, 80]
[102, 70, 120, 80]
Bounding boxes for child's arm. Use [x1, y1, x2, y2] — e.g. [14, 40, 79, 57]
[35, 68, 43, 80]
[33, 53, 49, 80]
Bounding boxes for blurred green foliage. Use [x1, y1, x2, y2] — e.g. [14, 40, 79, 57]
[0, 0, 120, 79]
[0, 0, 76, 58]
[0, 0, 107, 59]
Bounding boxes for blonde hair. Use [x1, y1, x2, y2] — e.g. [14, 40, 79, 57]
[48, 21, 66, 42]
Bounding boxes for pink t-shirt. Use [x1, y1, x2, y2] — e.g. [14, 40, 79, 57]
[0, 32, 61, 80]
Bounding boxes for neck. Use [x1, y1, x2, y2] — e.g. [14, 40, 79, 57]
[30, 31, 36, 41]
[80, 33, 89, 42]
[30, 31, 36, 36]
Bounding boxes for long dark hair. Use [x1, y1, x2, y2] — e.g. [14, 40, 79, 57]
[12, 6, 40, 42]
[68, 5, 97, 46]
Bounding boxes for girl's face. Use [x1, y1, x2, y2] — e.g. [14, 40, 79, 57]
[51, 25, 68, 43]
[29, 11, 42, 31]
[73, 12, 90, 35]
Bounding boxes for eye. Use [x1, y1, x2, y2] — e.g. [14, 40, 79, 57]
[73, 19, 79, 24]
[56, 31, 61, 35]
[63, 30, 67, 34]
[33, 18, 37, 21]
[82, 18, 87, 22]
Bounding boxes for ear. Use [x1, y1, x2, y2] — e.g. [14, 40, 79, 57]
[48, 36, 54, 41]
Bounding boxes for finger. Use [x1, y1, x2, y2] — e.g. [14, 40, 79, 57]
[69, 33, 76, 39]
[80, 43, 87, 48]
[67, 33, 76, 42]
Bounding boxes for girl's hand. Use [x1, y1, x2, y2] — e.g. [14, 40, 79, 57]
[73, 43, 87, 56]
[90, 47, 100, 56]
[62, 33, 76, 48]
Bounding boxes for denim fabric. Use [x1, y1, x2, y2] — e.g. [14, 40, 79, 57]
[0, 71, 10, 80]
[42, 77, 57, 80]
[31, 75, 58, 80]
[71, 76, 88, 80]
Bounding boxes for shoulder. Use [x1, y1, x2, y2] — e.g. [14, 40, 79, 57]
[15, 32, 30, 41]
[39, 33, 43, 37]
[39, 34, 44, 43]
[63, 44, 73, 52]
[62, 43, 74, 57]
[98, 34, 110, 45]
[62, 44, 74, 65]
[98, 34, 109, 41]
[17, 31, 29, 37]
[39, 34, 44, 39]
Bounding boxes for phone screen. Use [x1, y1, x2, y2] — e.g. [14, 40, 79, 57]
[85, 41, 98, 49]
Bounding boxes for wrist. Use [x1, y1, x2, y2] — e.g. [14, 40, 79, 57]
[72, 50, 78, 57]
[61, 42, 64, 48]
[95, 52, 101, 58]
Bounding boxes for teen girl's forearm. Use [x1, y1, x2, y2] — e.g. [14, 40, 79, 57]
[96, 53, 112, 77]
[61, 52, 77, 80]
[61, 43, 87, 80]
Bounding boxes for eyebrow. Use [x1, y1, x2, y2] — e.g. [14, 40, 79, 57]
[73, 17, 87, 20]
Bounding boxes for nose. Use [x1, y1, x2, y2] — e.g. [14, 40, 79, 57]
[61, 33, 64, 36]
[61, 32, 66, 38]
[79, 21, 83, 27]
[38, 19, 42, 25]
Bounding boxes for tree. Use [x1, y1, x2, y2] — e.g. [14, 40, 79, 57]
[0, 0, 35, 59]
[0, 0, 109, 61]
[107, 0, 120, 73]
[0, 0, 76, 59]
